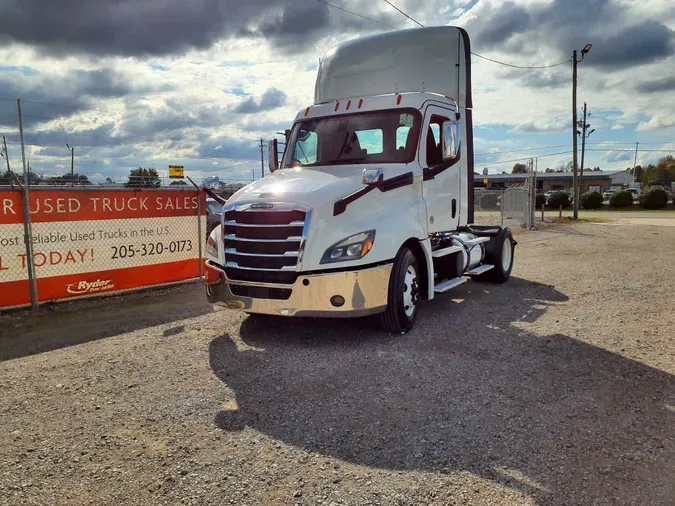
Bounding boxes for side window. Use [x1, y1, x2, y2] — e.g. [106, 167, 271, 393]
[426, 114, 449, 166]
[355, 129, 383, 154]
[295, 131, 317, 164]
[396, 126, 411, 149]
[430, 124, 440, 144]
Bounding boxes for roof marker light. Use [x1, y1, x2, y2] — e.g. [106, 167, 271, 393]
[334, 102, 340, 112]
[346, 100, 351, 110]
[358, 98, 363, 109]
[396, 95, 402, 105]
[304, 107, 310, 117]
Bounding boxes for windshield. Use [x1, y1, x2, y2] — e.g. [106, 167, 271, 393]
[282, 109, 421, 168]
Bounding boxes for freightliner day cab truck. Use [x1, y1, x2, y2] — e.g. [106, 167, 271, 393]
[204, 27, 516, 333]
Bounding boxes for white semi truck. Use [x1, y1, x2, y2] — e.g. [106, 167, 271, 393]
[204, 27, 516, 333]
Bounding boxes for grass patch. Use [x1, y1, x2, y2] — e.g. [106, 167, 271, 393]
[552, 217, 614, 224]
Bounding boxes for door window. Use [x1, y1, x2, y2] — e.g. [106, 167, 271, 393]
[426, 114, 449, 166]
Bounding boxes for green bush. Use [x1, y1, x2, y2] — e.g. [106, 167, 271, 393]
[547, 191, 570, 209]
[580, 191, 603, 210]
[535, 194, 546, 209]
[609, 190, 634, 208]
[639, 188, 668, 210]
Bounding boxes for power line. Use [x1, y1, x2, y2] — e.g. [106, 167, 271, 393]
[470, 52, 571, 69]
[315, 0, 399, 30]
[381, 0, 423, 27]
[586, 148, 675, 153]
[380, 0, 569, 71]
[475, 144, 570, 157]
[483, 150, 573, 166]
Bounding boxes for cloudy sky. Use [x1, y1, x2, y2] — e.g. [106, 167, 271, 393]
[1, 0, 674, 183]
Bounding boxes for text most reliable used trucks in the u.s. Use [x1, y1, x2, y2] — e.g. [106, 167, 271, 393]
[204, 26, 516, 333]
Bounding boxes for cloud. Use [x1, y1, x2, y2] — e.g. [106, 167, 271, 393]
[511, 118, 568, 133]
[233, 88, 287, 114]
[503, 70, 568, 89]
[611, 124, 624, 130]
[603, 150, 634, 163]
[635, 76, 675, 94]
[636, 115, 675, 132]
[0, 67, 170, 127]
[0, 0, 399, 57]
[465, 0, 675, 71]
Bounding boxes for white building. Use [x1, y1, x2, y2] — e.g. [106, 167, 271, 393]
[609, 170, 634, 187]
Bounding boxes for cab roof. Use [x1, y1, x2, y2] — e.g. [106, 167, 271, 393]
[314, 26, 472, 110]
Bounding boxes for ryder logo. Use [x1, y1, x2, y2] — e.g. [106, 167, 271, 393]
[66, 279, 115, 295]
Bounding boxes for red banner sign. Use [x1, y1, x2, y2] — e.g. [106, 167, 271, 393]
[0, 189, 206, 309]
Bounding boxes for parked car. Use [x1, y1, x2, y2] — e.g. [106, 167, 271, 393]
[626, 188, 640, 202]
[602, 189, 616, 201]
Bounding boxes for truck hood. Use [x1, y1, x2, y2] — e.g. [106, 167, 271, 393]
[228, 167, 365, 209]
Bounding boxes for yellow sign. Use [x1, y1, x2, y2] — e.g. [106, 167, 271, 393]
[168, 165, 184, 178]
[483, 178, 488, 185]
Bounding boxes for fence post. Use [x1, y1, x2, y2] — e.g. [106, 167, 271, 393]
[541, 203, 545, 223]
[197, 189, 203, 279]
[17, 99, 38, 309]
[559, 205, 563, 218]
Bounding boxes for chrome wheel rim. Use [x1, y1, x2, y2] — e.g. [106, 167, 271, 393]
[502, 237, 512, 272]
[403, 264, 419, 317]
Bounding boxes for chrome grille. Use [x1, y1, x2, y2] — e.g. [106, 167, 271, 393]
[223, 204, 310, 284]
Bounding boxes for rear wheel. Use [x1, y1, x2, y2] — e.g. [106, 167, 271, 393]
[471, 228, 515, 283]
[380, 247, 420, 334]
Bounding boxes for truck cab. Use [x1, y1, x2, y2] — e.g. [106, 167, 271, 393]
[205, 27, 516, 333]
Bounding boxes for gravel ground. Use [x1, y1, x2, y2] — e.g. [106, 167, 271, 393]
[1, 222, 674, 506]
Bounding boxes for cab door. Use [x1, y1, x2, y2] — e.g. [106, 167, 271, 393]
[421, 105, 460, 233]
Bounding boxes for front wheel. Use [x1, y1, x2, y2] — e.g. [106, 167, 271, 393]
[380, 247, 420, 334]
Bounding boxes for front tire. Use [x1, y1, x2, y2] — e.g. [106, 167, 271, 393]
[380, 247, 420, 334]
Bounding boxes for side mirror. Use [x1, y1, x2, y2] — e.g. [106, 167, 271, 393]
[441, 120, 461, 161]
[267, 139, 279, 172]
[362, 168, 383, 185]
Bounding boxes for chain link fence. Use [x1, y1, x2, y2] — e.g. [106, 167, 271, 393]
[474, 166, 537, 229]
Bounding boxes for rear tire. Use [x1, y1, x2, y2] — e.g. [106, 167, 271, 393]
[380, 247, 420, 334]
[471, 228, 515, 283]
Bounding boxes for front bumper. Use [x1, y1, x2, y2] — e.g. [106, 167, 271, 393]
[205, 263, 392, 317]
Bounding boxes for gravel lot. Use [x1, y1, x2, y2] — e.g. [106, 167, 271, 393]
[1, 222, 674, 506]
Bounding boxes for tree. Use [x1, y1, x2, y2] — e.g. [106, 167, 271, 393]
[126, 167, 161, 188]
[565, 160, 574, 171]
[170, 180, 187, 186]
[512, 163, 527, 174]
[105, 177, 113, 183]
[48, 173, 91, 185]
[632, 165, 643, 182]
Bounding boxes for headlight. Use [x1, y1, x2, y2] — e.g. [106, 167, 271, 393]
[320, 230, 375, 264]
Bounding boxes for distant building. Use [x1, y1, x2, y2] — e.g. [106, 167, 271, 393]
[476, 171, 626, 193]
[609, 170, 634, 187]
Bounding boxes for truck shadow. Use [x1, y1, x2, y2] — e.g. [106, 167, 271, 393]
[209, 277, 675, 504]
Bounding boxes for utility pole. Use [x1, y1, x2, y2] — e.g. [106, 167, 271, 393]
[579, 102, 587, 194]
[572, 50, 578, 219]
[66, 144, 75, 187]
[633, 142, 639, 174]
[578, 103, 595, 194]
[571, 43, 592, 219]
[2, 136, 12, 189]
[259, 138, 265, 179]
[17, 99, 39, 310]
